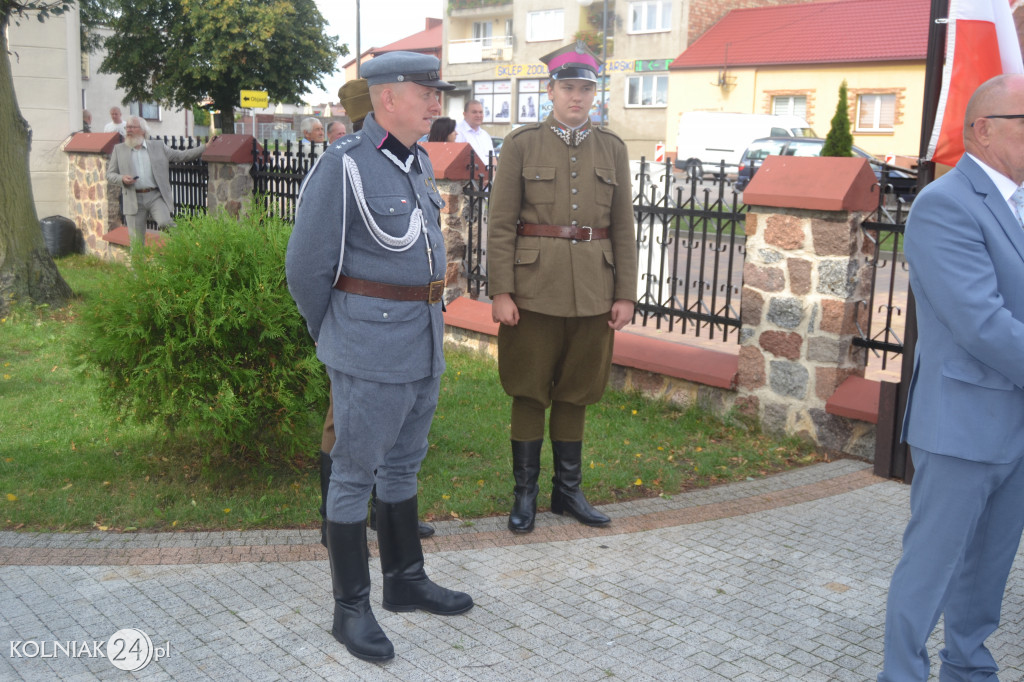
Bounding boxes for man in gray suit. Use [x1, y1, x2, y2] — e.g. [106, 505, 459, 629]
[106, 116, 207, 244]
[878, 74, 1024, 681]
[286, 52, 473, 664]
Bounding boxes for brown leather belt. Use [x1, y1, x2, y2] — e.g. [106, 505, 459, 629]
[517, 222, 609, 241]
[135, 187, 157, 193]
[334, 275, 444, 304]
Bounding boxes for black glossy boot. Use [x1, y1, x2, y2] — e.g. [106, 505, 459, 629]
[550, 441, 611, 527]
[319, 451, 331, 548]
[324, 521, 394, 662]
[508, 439, 542, 533]
[369, 485, 436, 539]
[377, 495, 473, 615]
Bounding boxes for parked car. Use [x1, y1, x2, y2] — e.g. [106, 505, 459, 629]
[734, 137, 917, 198]
[674, 112, 815, 181]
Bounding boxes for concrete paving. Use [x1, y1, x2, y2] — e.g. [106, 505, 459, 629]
[2, 459, 1023, 681]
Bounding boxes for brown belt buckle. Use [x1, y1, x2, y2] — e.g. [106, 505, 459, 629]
[428, 280, 444, 304]
[579, 226, 593, 242]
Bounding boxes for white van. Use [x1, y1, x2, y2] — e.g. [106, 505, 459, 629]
[674, 112, 815, 179]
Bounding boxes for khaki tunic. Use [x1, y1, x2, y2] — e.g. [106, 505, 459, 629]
[487, 116, 638, 316]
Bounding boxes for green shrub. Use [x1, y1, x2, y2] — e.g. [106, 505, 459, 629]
[77, 210, 326, 463]
[822, 80, 854, 158]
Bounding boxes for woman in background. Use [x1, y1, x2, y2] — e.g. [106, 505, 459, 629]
[428, 117, 457, 142]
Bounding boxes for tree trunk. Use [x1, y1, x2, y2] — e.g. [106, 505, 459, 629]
[0, 22, 73, 318]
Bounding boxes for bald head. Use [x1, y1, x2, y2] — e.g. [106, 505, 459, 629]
[962, 74, 1024, 183]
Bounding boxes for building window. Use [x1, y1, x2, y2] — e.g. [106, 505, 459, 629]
[625, 74, 668, 107]
[629, 1, 671, 33]
[772, 95, 807, 120]
[473, 80, 513, 124]
[517, 79, 552, 123]
[856, 93, 895, 132]
[473, 21, 492, 48]
[129, 101, 161, 121]
[527, 9, 564, 42]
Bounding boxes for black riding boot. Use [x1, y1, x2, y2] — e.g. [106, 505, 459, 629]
[319, 451, 331, 548]
[369, 485, 436, 539]
[324, 520, 394, 662]
[377, 495, 474, 615]
[550, 441, 611, 527]
[508, 439, 542, 533]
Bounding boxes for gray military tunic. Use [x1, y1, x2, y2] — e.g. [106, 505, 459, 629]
[286, 113, 447, 522]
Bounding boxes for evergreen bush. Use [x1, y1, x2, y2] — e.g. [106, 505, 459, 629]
[78, 210, 325, 463]
[821, 80, 854, 157]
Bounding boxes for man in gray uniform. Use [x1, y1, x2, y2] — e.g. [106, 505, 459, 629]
[286, 52, 473, 663]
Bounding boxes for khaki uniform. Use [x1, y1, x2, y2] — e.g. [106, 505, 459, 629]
[488, 116, 637, 441]
[488, 116, 637, 315]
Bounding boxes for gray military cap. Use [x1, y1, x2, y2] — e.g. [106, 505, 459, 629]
[361, 51, 455, 91]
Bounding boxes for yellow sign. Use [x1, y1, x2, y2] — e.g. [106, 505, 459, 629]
[240, 90, 269, 109]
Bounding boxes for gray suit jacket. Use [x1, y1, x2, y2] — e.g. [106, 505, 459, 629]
[901, 154, 1024, 462]
[107, 139, 205, 216]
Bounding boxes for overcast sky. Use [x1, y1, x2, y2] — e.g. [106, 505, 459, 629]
[306, 0, 445, 105]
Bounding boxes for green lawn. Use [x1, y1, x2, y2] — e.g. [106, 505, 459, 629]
[0, 255, 821, 532]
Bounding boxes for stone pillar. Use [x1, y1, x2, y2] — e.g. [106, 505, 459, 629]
[64, 132, 122, 258]
[202, 135, 259, 218]
[737, 155, 879, 454]
[422, 141, 478, 302]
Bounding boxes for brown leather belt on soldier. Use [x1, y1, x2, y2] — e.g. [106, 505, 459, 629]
[517, 222, 609, 241]
[334, 275, 445, 304]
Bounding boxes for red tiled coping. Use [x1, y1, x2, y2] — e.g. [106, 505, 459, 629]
[443, 297, 737, 389]
[825, 375, 880, 424]
[102, 226, 166, 248]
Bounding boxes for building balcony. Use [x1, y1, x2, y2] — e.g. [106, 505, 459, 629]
[449, 36, 514, 64]
[449, 0, 513, 16]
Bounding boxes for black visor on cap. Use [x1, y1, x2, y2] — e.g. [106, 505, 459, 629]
[552, 67, 598, 82]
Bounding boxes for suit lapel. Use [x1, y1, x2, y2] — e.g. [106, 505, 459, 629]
[960, 157, 1024, 263]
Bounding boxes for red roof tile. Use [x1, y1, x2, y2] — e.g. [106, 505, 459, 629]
[670, 0, 929, 69]
[374, 21, 442, 55]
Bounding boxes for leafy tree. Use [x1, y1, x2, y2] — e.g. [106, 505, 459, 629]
[821, 80, 854, 157]
[0, 0, 74, 318]
[101, 0, 346, 127]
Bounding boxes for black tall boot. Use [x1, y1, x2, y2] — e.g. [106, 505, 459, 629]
[377, 495, 474, 615]
[550, 441, 611, 527]
[508, 439, 542, 533]
[369, 485, 436, 539]
[319, 451, 331, 548]
[324, 520, 394, 662]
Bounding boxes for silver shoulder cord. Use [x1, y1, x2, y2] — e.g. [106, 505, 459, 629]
[343, 155, 424, 252]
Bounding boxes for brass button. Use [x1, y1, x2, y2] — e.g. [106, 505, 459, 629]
[571, 188, 578, 194]
[572, 203, 578, 210]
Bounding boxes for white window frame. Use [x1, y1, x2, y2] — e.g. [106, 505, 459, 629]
[629, 1, 672, 34]
[772, 95, 807, 119]
[130, 101, 161, 121]
[473, 21, 493, 48]
[625, 74, 668, 107]
[856, 93, 896, 132]
[526, 9, 564, 42]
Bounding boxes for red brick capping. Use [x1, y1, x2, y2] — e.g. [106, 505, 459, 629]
[826, 375, 880, 424]
[64, 132, 121, 155]
[743, 156, 879, 212]
[420, 142, 478, 180]
[202, 134, 261, 164]
[101, 226, 166, 248]
[442, 297, 737, 389]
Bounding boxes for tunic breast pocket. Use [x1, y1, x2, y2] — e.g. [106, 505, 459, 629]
[364, 194, 414, 238]
[523, 166, 556, 205]
[594, 168, 617, 207]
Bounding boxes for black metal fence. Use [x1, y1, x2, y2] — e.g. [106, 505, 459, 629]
[120, 135, 209, 231]
[250, 139, 329, 222]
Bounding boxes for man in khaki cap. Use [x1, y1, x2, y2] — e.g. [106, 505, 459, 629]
[487, 42, 637, 534]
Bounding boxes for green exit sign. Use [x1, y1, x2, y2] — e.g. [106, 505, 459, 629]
[634, 59, 672, 72]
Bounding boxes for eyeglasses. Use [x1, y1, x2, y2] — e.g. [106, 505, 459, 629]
[971, 114, 1024, 127]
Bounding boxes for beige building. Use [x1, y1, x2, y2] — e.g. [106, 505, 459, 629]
[9, 8, 83, 220]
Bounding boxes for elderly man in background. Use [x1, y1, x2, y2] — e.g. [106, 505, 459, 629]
[327, 120, 347, 143]
[104, 106, 126, 136]
[454, 99, 494, 166]
[300, 117, 325, 151]
[106, 116, 208, 245]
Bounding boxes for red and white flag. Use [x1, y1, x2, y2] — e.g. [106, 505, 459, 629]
[928, 0, 1024, 166]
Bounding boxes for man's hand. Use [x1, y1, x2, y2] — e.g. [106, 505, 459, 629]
[122, 175, 136, 186]
[491, 293, 520, 326]
[608, 299, 635, 331]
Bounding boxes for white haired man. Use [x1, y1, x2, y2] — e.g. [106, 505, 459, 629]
[106, 116, 209, 244]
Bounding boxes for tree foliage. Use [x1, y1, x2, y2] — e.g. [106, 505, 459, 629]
[100, 0, 346, 127]
[0, 0, 74, 318]
[821, 80, 854, 158]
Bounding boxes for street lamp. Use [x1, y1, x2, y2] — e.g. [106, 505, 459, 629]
[577, 0, 609, 127]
